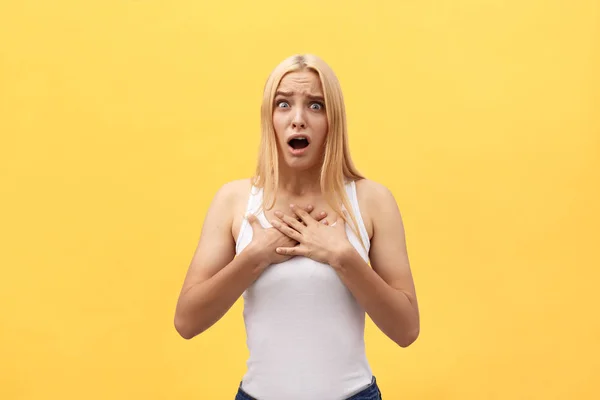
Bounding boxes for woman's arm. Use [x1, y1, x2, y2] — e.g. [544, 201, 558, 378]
[174, 180, 265, 339]
[331, 180, 419, 347]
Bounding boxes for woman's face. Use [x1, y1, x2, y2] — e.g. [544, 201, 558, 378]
[272, 70, 328, 171]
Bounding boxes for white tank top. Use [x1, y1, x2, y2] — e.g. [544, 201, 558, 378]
[234, 180, 373, 400]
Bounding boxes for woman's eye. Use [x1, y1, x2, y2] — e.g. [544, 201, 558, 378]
[276, 100, 289, 108]
[310, 102, 324, 110]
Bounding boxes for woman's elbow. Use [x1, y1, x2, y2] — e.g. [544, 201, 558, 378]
[397, 327, 420, 348]
[174, 315, 197, 340]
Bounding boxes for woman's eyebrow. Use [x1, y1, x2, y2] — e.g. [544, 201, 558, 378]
[307, 94, 325, 102]
[275, 90, 324, 102]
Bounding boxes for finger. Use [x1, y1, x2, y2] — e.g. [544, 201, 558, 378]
[274, 210, 305, 232]
[290, 204, 316, 225]
[322, 219, 329, 225]
[246, 213, 262, 231]
[314, 211, 328, 222]
[271, 220, 302, 242]
[276, 245, 306, 256]
[304, 205, 327, 222]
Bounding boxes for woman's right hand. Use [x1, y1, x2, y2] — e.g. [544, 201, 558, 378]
[245, 205, 328, 266]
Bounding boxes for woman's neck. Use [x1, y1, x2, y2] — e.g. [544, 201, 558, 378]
[277, 165, 322, 196]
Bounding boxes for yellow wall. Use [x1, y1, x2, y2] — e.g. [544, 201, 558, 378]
[1, 1, 598, 399]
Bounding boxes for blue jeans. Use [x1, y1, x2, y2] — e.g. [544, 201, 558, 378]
[235, 376, 382, 400]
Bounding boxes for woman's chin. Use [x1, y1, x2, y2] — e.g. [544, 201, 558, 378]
[281, 156, 320, 172]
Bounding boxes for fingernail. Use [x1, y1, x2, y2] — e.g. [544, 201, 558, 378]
[274, 211, 283, 218]
[290, 204, 295, 208]
[320, 211, 326, 216]
[271, 220, 280, 227]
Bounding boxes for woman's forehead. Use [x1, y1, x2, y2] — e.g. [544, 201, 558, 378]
[277, 70, 323, 95]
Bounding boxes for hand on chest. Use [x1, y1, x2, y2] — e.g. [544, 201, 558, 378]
[263, 197, 339, 227]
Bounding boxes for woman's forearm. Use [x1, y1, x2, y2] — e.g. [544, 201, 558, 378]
[330, 246, 420, 347]
[174, 248, 266, 339]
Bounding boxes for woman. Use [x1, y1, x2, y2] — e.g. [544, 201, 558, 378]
[174, 54, 420, 400]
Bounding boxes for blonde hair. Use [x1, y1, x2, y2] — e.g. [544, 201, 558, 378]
[253, 54, 366, 248]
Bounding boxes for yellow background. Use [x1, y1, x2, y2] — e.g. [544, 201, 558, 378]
[1, 0, 599, 399]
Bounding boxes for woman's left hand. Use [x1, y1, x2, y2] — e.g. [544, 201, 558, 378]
[270, 204, 351, 265]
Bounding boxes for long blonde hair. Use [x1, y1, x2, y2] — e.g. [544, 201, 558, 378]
[253, 54, 367, 248]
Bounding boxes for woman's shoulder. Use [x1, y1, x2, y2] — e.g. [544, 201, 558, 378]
[212, 178, 253, 209]
[353, 178, 400, 234]
[354, 178, 396, 206]
[212, 178, 254, 240]
[218, 177, 253, 195]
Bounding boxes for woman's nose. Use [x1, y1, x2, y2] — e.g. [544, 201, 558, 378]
[291, 110, 306, 129]
[292, 120, 306, 129]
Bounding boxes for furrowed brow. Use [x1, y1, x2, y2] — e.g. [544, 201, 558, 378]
[275, 90, 324, 102]
[307, 94, 325, 102]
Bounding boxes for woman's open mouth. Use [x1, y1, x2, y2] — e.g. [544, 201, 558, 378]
[287, 137, 310, 155]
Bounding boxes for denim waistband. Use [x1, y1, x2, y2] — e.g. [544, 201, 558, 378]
[234, 376, 382, 400]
